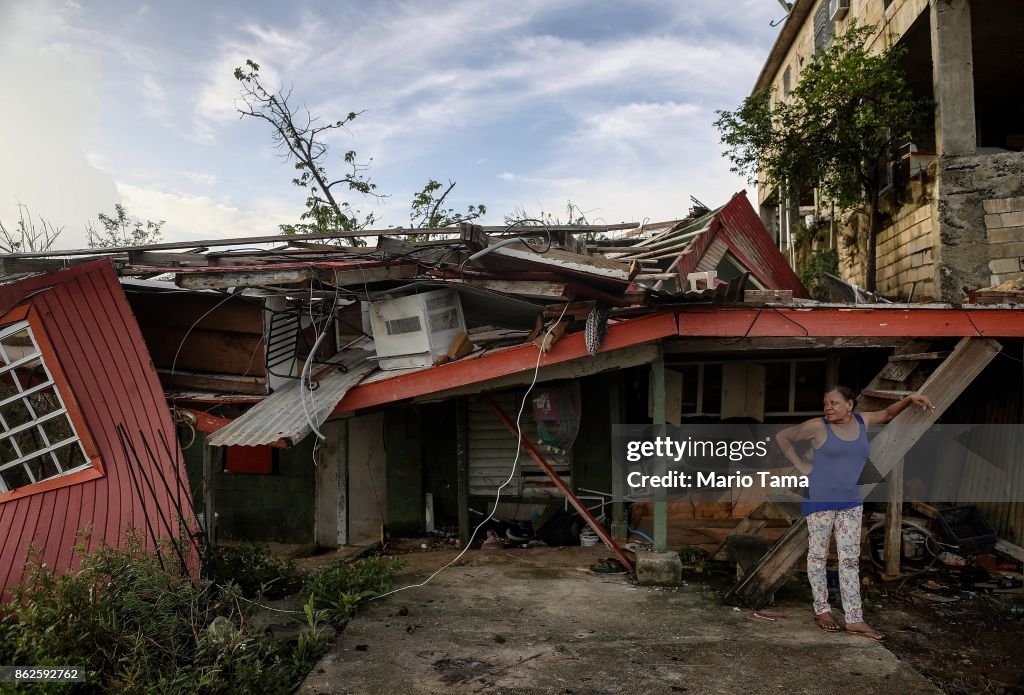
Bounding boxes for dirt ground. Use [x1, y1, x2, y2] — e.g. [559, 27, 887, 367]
[298, 545, 943, 695]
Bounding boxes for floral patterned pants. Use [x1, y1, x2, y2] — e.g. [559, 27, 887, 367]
[806, 506, 864, 624]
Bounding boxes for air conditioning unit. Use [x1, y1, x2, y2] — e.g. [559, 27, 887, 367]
[829, 0, 850, 21]
[368, 289, 467, 370]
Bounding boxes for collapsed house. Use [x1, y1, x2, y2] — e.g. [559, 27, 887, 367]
[1, 190, 1023, 605]
[0, 261, 195, 598]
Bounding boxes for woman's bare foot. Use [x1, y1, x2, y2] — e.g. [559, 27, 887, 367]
[815, 612, 840, 632]
[845, 621, 885, 642]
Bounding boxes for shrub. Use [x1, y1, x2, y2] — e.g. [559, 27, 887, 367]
[201, 544, 305, 599]
[304, 557, 404, 623]
[0, 534, 323, 694]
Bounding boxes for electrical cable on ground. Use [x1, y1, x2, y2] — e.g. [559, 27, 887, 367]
[371, 302, 571, 601]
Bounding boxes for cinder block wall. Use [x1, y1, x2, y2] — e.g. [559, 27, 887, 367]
[985, 196, 1024, 286]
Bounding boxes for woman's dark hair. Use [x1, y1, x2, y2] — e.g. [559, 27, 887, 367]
[825, 385, 857, 409]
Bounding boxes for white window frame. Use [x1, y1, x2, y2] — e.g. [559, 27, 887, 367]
[0, 320, 91, 493]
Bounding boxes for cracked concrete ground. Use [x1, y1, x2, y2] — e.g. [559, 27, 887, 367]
[299, 547, 939, 695]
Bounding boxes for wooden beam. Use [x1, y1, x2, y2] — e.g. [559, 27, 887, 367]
[177, 267, 312, 290]
[445, 278, 572, 300]
[664, 336, 911, 353]
[728, 337, 1002, 608]
[884, 458, 904, 578]
[677, 306, 1024, 338]
[317, 264, 418, 286]
[995, 539, 1024, 563]
[335, 311, 677, 414]
[413, 344, 658, 403]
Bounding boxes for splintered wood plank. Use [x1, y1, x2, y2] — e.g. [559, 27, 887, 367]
[728, 337, 1002, 609]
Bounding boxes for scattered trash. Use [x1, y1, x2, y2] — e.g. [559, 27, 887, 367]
[355, 644, 369, 652]
[590, 558, 626, 575]
[397, 606, 409, 616]
[939, 551, 967, 567]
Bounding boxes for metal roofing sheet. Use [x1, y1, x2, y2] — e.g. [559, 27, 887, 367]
[208, 347, 377, 447]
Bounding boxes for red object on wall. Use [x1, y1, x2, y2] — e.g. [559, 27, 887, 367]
[226, 446, 273, 474]
[0, 260, 196, 599]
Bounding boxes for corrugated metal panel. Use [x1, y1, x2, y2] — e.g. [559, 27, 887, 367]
[0, 260, 194, 597]
[209, 347, 376, 447]
[715, 193, 810, 297]
[666, 194, 807, 297]
[468, 392, 570, 497]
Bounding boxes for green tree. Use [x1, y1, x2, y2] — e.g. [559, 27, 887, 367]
[87, 204, 164, 248]
[714, 21, 930, 292]
[234, 60, 378, 240]
[409, 179, 485, 229]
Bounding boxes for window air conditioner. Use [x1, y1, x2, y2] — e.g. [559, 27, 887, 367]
[368, 289, 467, 370]
[829, 0, 850, 21]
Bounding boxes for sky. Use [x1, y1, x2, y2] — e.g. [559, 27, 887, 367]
[0, 0, 786, 250]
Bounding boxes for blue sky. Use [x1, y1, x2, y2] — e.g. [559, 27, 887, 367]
[0, 0, 785, 249]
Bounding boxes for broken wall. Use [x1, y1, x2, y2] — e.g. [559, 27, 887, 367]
[937, 152, 1024, 301]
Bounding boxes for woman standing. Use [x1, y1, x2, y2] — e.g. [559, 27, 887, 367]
[776, 386, 934, 642]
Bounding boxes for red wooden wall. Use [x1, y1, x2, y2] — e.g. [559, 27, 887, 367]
[0, 260, 195, 597]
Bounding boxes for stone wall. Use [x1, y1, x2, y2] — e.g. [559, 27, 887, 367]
[875, 199, 938, 301]
[937, 151, 1024, 301]
[985, 195, 1024, 286]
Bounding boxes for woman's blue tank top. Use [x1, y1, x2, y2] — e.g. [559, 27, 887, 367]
[802, 413, 869, 515]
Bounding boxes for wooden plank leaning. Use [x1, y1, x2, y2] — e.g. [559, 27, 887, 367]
[726, 337, 1002, 609]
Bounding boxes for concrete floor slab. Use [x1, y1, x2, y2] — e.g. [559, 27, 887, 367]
[299, 548, 939, 695]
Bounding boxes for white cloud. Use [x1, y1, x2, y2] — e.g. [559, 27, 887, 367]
[117, 182, 301, 242]
[140, 74, 169, 123]
[0, 2, 121, 249]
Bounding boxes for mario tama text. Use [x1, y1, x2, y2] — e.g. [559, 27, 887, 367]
[613, 424, 808, 493]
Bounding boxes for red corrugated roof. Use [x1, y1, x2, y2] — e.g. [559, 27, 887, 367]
[0, 260, 195, 598]
[671, 192, 810, 298]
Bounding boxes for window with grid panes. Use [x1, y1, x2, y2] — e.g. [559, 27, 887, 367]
[0, 321, 91, 493]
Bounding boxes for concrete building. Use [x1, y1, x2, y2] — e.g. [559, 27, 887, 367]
[753, 0, 1024, 302]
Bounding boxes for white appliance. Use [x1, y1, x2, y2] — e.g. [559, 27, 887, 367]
[368, 289, 467, 370]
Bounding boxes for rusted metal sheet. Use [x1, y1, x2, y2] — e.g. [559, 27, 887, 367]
[0, 260, 194, 598]
[208, 348, 376, 447]
[671, 193, 809, 298]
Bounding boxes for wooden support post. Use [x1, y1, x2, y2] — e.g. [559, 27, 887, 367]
[651, 352, 667, 553]
[610, 372, 628, 541]
[456, 399, 470, 548]
[202, 439, 217, 546]
[883, 458, 904, 578]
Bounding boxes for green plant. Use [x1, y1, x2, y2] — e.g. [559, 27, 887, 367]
[202, 543, 305, 599]
[0, 533, 317, 694]
[799, 247, 840, 300]
[303, 557, 403, 623]
[715, 20, 932, 292]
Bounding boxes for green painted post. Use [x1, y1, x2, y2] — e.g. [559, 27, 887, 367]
[610, 372, 628, 541]
[456, 398, 470, 548]
[651, 353, 667, 552]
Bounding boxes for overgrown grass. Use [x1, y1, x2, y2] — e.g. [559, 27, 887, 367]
[0, 535, 403, 694]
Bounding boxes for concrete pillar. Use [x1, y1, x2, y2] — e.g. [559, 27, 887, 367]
[651, 353, 667, 552]
[930, 0, 976, 155]
[315, 420, 347, 548]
